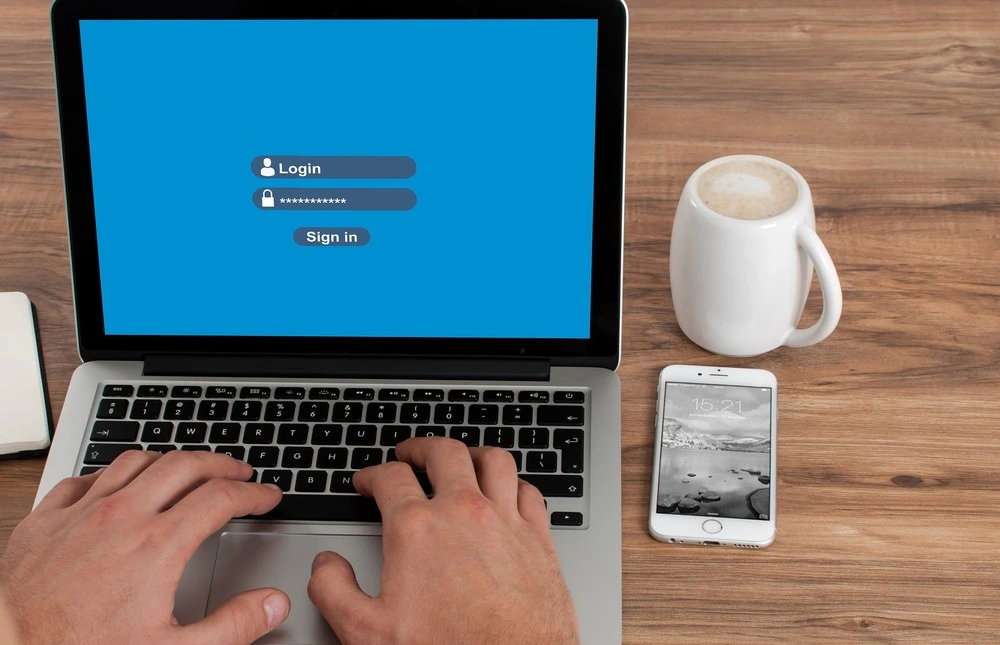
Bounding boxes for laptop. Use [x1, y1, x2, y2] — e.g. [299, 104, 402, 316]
[37, 1, 628, 642]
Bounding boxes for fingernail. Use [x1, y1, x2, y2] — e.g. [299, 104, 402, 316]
[263, 593, 289, 628]
[264, 483, 282, 492]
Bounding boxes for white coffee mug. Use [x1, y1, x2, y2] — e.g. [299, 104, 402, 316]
[669, 155, 842, 357]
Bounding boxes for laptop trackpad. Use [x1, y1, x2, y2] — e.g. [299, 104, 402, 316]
[207, 532, 384, 645]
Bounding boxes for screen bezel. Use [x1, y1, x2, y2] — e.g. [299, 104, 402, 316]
[51, 0, 626, 366]
[649, 367, 778, 544]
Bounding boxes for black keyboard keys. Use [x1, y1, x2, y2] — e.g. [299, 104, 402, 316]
[171, 385, 202, 398]
[484, 427, 515, 448]
[526, 451, 558, 473]
[295, 470, 327, 492]
[206, 386, 236, 398]
[554, 428, 585, 474]
[366, 403, 397, 423]
[400, 403, 431, 424]
[537, 405, 584, 427]
[83, 443, 141, 465]
[317, 447, 348, 469]
[103, 384, 133, 397]
[449, 426, 480, 447]
[243, 423, 275, 444]
[519, 391, 549, 403]
[344, 388, 375, 401]
[434, 404, 464, 425]
[215, 446, 245, 460]
[96, 399, 128, 419]
[240, 387, 271, 399]
[136, 385, 168, 398]
[282, 447, 314, 468]
[448, 390, 479, 402]
[277, 424, 309, 444]
[197, 400, 229, 421]
[309, 387, 340, 400]
[90, 421, 139, 442]
[351, 448, 383, 469]
[469, 404, 499, 425]
[551, 512, 584, 526]
[554, 391, 585, 404]
[502, 405, 532, 425]
[141, 421, 173, 443]
[261, 469, 292, 491]
[484, 390, 514, 403]
[519, 474, 583, 497]
[312, 424, 344, 445]
[378, 388, 409, 401]
[518, 427, 549, 449]
[129, 399, 162, 420]
[330, 471, 358, 493]
[209, 423, 241, 444]
[177, 422, 207, 443]
[265, 401, 296, 421]
[231, 401, 262, 421]
[346, 425, 377, 446]
[275, 387, 305, 400]
[380, 425, 412, 446]
[298, 402, 329, 422]
[415, 426, 445, 437]
[248, 446, 279, 467]
[332, 402, 363, 422]
[413, 389, 444, 401]
[164, 400, 195, 420]
[146, 444, 177, 454]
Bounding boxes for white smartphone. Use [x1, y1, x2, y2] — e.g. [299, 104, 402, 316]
[649, 364, 777, 548]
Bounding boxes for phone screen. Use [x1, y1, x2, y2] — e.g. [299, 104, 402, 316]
[657, 382, 773, 520]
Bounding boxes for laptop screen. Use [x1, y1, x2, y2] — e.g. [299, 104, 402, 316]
[78, 19, 598, 340]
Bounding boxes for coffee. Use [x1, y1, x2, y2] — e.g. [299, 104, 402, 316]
[696, 159, 799, 220]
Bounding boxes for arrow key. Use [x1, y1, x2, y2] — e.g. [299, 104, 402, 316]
[83, 443, 142, 465]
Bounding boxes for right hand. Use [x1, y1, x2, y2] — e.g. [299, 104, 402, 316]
[308, 437, 580, 645]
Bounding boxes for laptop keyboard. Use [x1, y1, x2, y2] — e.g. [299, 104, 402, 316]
[80, 383, 589, 528]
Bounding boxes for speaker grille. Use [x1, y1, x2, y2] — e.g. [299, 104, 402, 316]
[733, 543, 759, 549]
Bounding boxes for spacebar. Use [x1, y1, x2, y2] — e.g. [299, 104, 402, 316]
[255, 494, 382, 523]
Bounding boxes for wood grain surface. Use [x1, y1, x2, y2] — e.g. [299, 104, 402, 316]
[2, 0, 998, 642]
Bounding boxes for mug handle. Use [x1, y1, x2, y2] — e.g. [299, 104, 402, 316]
[784, 226, 843, 348]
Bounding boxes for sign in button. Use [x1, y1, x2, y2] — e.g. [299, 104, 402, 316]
[294, 227, 370, 247]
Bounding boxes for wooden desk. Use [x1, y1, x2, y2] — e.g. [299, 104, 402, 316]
[1, 1, 997, 641]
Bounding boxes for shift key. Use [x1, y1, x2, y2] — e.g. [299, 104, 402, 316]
[82, 443, 142, 465]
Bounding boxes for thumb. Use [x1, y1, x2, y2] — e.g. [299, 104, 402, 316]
[182, 587, 290, 645]
[308, 551, 377, 640]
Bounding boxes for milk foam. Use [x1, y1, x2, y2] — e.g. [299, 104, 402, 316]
[696, 159, 799, 220]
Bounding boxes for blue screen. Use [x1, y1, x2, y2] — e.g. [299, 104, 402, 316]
[79, 19, 598, 338]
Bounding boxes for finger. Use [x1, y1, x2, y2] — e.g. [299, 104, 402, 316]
[517, 480, 550, 534]
[352, 461, 427, 517]
[160, 479, 283, 559]
[120, 450, 254, 511]
[394, 437, 479, 496]
[82, 449, 160, 501]
[468, 447, 519, 510]
[308, 551, 378, 642]
[179, 587, 289, 645]
[34, 470, 103, 511]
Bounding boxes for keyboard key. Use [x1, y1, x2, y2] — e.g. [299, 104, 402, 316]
[386, 448, 397, 462]
[519, 474, 583, 497]
[141, 421, 174, 443]
[484, 427, 515, 448]
[83, 443, 141, 465]
[332, 402, 363, 422]
[90, 421, 139, 442]
[177, 422, 207, 443]
[80, 466, 102, 476]
[519, 391, 549, 403]
[366, 403, 397, 423]
[312, 424, 344, 445]
[526, 451, 557, 473]
[240, 387, 271, 399]
[502, 405, 533, 425]
[448, 390, 479, 402]
[299, 402, 330, 422]
[351, 448, 383, 469]
[400, 403, 431, 424]
[171, 385, 202, 398]
[537, 405, 584, 427]
[146, 444, 177, 454]
[248, 446, 279, 467]
[330, 470, 358, 493]
[243, 423, 275, 444]
[248, 469, 258, 483]
[197, 400, 229, 421]
[277, 424, 309, 444]
[554, 391, 586, 404]
[265, 401, 296, 421]
[137, 385, 168, 398]
[346, 425, 377, 446]
[344, 388, 375, 401]
[484, 390, 515, 403]
[551, 511, 584, 526]
[258, 493, 381, 522]
[103, 384, 133, 397]
[164, 400, 195, 420]
[554, 428, 585, 473]
[378, 388, 409, 401]
[209, 423, 241, 444]
[449, 426, 480, 447]
[380, 425, 412, 446]
[215, 446, 245, 460]
[295, 470, 328, 492]
[206, 386, 236, 398]
[261, 469, 292, 491]
[508, 450, 523, 471]
[275, 387, 305, 400]
[308, 387, 340, 400]
[518, 427, 549, 449]
[282, 447, 314, 468]
[469, 404, 499, 425]
[433, 404, 464, 425]
[128, 399, 162, 420]
[231, 401, 262, 421]
[413, 389, 444, 401]
[317, 447, 348, 469]
[415, 425, 445, 437]
[182, 445, 211, 452]
[96, 399, 128, 419]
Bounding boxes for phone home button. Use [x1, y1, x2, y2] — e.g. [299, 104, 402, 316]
[702, 519, 723, 534]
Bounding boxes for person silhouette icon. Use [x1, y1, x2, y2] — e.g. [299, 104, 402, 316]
[260, 158, 275, 177]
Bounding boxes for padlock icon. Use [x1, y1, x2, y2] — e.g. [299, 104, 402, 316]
[261, 189, 275, 208]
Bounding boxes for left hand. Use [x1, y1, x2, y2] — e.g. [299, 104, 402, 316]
[0, 450, 289, 645]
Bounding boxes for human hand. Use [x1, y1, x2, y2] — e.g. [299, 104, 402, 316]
[0, 450, 290, 645]
[308, 437, 580, 645]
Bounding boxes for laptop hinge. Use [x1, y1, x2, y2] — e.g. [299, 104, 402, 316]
[142, 355, 551, 382]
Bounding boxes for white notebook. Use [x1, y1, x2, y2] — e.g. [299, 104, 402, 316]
[0, 292, 51, 456]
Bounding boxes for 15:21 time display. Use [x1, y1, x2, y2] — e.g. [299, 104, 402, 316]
[691, 398, 743, 413]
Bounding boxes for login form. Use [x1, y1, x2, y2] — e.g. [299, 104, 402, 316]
[79, 19, 598, 338]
